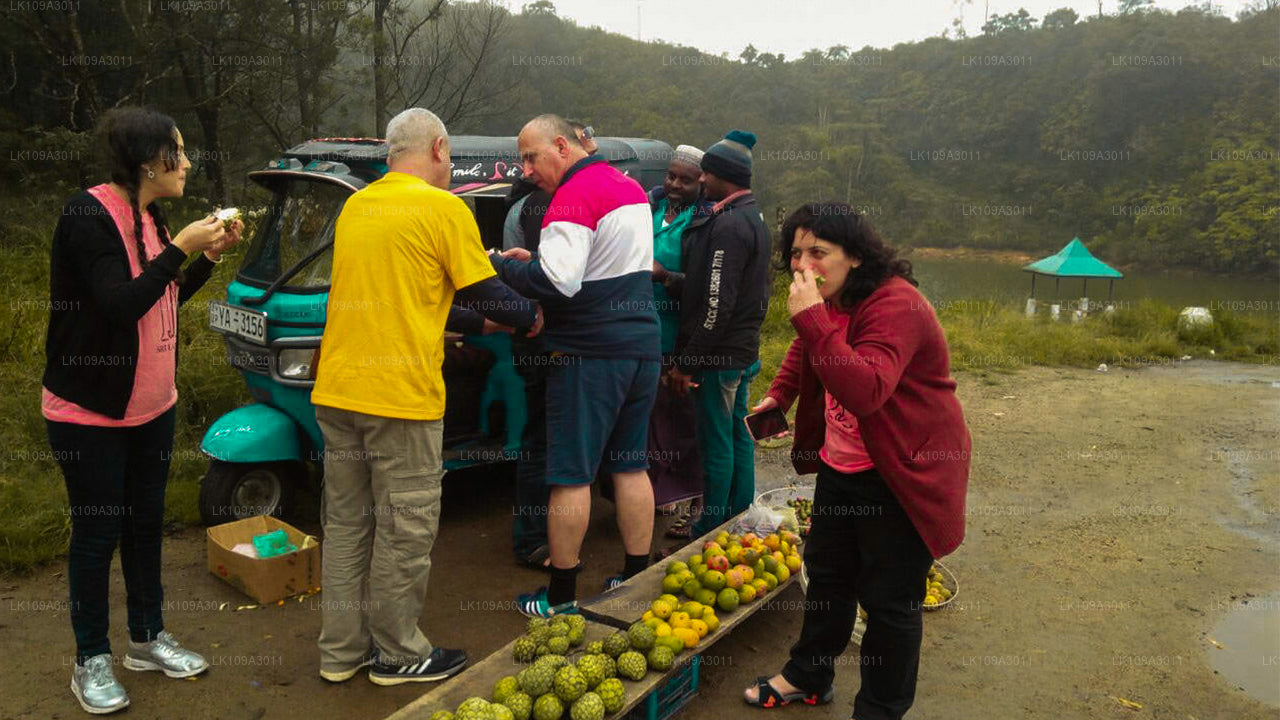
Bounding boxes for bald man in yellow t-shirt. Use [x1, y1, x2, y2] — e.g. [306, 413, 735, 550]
[312, 109, 540, 686]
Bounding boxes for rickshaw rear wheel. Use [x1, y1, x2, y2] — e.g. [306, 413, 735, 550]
[199, 460, 299, 526]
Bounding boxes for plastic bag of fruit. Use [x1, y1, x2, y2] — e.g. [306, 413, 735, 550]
[732, 499, 794, 536]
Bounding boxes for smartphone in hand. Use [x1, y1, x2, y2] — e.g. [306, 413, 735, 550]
[744, 407, 789, 441]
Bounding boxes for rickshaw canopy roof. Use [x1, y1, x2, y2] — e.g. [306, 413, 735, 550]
[256, 136, 674, 197]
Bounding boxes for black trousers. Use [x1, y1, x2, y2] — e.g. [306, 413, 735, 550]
[47, 407, 175, 664]
[512, 361, 549, 560]
[782, 464, 934, 720]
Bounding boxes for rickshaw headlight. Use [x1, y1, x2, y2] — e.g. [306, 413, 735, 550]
[277, 348, 316, 380]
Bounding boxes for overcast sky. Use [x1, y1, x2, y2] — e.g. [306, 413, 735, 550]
[504, 0, 1256, 58]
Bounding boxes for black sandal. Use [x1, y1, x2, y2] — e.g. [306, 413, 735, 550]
[744, 676, 834, 709]
[665, 509, 695, 539]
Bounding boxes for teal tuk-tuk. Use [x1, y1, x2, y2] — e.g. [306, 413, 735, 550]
[198, 135, 672, 525]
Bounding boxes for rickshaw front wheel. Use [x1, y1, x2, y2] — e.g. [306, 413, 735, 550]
[199, 460, 299, 526]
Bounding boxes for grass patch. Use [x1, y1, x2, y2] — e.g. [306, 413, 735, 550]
[750, 278, 1278, 402]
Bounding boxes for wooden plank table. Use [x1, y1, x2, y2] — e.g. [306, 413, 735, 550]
[580, 512, 799, 628]
[384, 511, 801, 720]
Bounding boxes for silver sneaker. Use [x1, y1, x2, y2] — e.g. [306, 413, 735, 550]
[123, 630, 209, 678]
[71, 654, 130, 715]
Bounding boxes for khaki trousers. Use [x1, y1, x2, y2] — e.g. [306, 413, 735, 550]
[315, 405, 443, 671]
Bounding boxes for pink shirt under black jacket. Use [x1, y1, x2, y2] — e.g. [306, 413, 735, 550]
[765, 276, 971, 558]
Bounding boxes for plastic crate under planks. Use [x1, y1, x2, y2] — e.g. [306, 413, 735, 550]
[624, 655, 700, 720]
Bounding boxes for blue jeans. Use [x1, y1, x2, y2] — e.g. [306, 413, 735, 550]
[47, 407, 175, 664]
[690, 361, 759, 537]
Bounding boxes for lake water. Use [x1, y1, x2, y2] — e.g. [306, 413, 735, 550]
[910, 257, 1279, 313]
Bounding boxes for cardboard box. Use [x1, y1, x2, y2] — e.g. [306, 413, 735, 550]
[207, 516, 320, 604]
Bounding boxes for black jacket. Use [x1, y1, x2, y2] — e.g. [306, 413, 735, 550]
[42, 191, 216, 420]
[667, 192, 771, 373]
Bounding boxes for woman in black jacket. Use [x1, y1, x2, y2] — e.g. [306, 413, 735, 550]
[42, 107, 240, 715]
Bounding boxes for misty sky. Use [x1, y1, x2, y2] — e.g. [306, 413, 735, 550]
[504, 0, 1256, 58]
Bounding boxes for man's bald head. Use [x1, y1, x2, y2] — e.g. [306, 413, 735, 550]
[518, 114, 589, 194]
[523, 114, 583, 149]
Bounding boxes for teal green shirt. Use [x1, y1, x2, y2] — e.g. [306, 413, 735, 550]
[653, 198, 694, 353]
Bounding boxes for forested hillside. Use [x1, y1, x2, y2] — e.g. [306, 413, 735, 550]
[2, 1, 1276, 271]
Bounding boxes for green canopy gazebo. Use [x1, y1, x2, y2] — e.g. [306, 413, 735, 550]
[1023, 237, 1123, 303]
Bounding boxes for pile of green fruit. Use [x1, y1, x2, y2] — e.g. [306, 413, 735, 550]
[429, 649, 627, 720]
[511, 616, 586, 663]
[786, 497, 813, 535]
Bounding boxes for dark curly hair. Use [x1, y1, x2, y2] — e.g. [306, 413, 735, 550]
[96, 107, 184, 282]
[776, 202, 915, 307]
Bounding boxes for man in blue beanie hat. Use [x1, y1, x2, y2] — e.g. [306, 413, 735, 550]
[656, 129, 771, 539]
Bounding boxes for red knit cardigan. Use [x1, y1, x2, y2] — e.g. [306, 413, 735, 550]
[765, 276, 970, 558]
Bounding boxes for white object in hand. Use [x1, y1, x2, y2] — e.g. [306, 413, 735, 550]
[215, 207, 241, 229]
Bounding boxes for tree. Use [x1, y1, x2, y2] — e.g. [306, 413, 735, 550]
[1042, 7, 1079, 29]
[379, 0, 518, 130]
[1118, 0, 1154, 13]
[981, 8, 1037, 34]
[739, 44, 759, 65]
[826, 45, 850, 60]
[757, 52, 786, 68]
[801, 48, 826, 64]
[370, 0, 446, 136]
[1238, 0, 1278, 18]
[523, 0, 556, 15]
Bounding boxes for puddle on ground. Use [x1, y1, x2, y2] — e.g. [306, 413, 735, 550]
[1206, 594, 1280, 707]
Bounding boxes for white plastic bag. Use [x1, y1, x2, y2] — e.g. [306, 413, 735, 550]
[732, 500, 794, 536]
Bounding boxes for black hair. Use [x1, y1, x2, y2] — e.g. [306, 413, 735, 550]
[777, 202, 916, 307]
[97, 107, 183, 281]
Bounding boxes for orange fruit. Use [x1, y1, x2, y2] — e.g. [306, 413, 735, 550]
[674, 627, 699, 649]
[651, 599, 673, 619]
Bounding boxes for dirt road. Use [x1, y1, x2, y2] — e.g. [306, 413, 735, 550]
[2, 361, 1277, 719]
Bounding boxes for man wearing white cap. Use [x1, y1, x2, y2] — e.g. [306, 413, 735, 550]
[648, 145, 708, 539]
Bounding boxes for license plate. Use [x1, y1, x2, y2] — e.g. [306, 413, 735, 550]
[209, 300, 267, 345]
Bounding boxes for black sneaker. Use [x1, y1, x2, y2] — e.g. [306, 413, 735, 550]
[368, 647, 467, 686]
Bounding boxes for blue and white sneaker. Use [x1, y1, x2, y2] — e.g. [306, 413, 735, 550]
[604, 574, 626, 592]
[516, 587, 579, 618]
[367, 647, 467, 686]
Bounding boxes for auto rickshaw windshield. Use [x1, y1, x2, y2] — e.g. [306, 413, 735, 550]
[238, 179, 349, 288]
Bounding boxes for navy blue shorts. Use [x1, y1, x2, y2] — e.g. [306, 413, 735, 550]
[545, 356, 660, 485]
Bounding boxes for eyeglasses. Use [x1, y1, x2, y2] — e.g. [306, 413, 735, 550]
[580, 126, 594, 140]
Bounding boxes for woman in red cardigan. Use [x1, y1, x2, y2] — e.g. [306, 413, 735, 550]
[743, 203, 970, 720]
